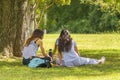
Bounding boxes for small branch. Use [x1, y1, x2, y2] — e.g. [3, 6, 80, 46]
[32, 0, 41, 12]
[45, 2, 54, 10]
[38, 1, 54, 25]
[38, 8, 45, 25]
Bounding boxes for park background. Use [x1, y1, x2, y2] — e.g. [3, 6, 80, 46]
[0, 0, 120, 80]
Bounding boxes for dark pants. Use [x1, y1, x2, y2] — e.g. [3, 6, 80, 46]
[22, 58, 31, 65]
[22, 56, 36, 65]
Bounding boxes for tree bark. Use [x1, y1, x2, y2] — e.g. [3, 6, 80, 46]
[0, 0, 32, 57]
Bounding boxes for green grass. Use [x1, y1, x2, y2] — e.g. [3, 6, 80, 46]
[43, 34, 120, 50]
[0, 34, 120, 80]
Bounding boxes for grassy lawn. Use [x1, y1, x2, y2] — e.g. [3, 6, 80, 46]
[43, 33, 120, 50]
[0, 34, 120, 80]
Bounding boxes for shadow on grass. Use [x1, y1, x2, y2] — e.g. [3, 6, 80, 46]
[0, 60, 22, 67]
[0, 49, 120, 79]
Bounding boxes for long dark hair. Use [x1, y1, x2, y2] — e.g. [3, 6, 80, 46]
[25, 29, 44, 46]
[58, 29, 72, 52]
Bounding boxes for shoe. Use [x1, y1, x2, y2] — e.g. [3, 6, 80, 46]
[99, 56, 106, 64]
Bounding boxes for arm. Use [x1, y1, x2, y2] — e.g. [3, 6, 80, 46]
[58, 52, 62, 65]
[53, 43, 57, 55]
[53, 39, 58, 55]
[74, 41, 80, 55]
[36, 39, 48, 57]
[74, 46, 80, 55]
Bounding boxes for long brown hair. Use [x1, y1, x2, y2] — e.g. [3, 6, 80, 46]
[58, 29, 72, 52]
[24, 29, 44, 46]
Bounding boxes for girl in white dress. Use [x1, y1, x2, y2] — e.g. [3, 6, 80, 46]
[53, 29, 105, 67]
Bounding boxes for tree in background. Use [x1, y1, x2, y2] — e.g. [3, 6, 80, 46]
[0, 0, 120, 57]
[47, 0, 120, 33]
[0, 0, 71, 57]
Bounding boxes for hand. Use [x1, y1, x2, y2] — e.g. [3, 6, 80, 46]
[44, 56, 52, 61]
[59, 61, 62, 66]
[49, 56, 52, 61]
[59, 63, 62, 66]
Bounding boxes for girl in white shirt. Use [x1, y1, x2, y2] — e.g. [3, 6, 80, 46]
[53, 29, 105, 67]
[22, 29, 50, 65]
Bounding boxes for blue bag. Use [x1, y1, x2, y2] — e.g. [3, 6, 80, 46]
[28, 58, 51, 68]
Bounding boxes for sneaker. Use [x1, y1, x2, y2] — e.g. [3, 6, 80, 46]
[98, 56, 106, 64]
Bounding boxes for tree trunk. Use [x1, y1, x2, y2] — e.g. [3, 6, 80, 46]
[0, 0, 32, 57]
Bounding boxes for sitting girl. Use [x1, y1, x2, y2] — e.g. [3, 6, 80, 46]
[53, 29, 105, 67]
[22, 29, 50, 65]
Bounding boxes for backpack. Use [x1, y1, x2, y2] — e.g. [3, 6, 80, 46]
[28, 57, 51, 68]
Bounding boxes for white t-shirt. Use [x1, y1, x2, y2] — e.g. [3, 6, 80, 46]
[22, 41, 38, 59]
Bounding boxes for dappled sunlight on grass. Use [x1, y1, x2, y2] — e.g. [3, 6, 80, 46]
[0, 49, 120, 80]
[0, 34, 120, 80]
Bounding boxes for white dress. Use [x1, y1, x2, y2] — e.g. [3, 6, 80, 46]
[56, 40, 99, 67]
